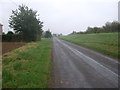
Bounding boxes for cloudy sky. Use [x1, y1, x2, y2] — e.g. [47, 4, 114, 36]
[0, 0, 119, 35]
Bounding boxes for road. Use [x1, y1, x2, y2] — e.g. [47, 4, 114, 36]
[52, 37, 118, 88]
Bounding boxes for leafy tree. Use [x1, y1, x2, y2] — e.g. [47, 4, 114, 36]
[7, 31, 14, 35]
[85, 21, 120, 34]
[9, 4, 43, 41]
[86, 27, 94, 33]
[4, 31, 14, 41]
[103, 21, 120, 32]
[44, 30, 52, 38]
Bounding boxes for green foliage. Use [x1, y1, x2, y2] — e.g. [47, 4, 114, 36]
[2, 34, 23, 42]
[2, 31, 14, 41]
[44, 30, 52, 38]
[76, 21, 120, 34]
[86, 27, 103, 33]
[103, 22, 120, 32]
[60, 33, 119, 59]
[9, 4, 43, 42]
[7, 31, 14, 35]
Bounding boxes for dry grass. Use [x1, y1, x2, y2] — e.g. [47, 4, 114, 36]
[16, 42, 38, 52]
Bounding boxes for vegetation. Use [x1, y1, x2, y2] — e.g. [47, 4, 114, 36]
[2, 34, 23, 42]
[60, 33, 119, 59]
[9, 5, 43, 42]
[44, 30, 52, 38]
[74, 21, 120, 34]
[3, 39, 52, 88]
[7, 31, 14, 35]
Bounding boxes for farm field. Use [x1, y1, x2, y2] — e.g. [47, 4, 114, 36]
[2, 42, 26, 54]
[3, 39, 52, 88]
[60, 33, 119, 59]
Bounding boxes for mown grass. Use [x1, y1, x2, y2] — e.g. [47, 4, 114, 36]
[60, 33, 119, 59]
[2, 39, 52, 88]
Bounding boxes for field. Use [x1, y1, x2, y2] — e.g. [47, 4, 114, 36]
[60, 33, 119, 59]
[2, 42, 26, 54]
[2, 39, 52, 88]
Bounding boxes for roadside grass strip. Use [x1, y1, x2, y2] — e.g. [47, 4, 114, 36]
[60, 33, 119, 59]
[2, 39, 52, 88]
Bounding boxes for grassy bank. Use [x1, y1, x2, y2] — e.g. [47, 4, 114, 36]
[60, 33, 119, 59]
[3, 39, 52, 88]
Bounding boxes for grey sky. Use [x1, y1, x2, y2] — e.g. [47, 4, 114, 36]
[0, 0, 119, 35]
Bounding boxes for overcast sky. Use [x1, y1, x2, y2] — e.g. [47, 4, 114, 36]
[0, 0, 119, 35]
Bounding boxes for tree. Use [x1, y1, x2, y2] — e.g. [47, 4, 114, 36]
[9, 4, 43, 42]
[7, 31, 14, 35]
[86, 27, 93, 33]
[110, 21, 120, 32]
[70, 31, 76, 35]
[4, 31, 14, 41]
[103, 21, 120, 32]
[44, 30, 52, 38]
[103, 22, 111, 32]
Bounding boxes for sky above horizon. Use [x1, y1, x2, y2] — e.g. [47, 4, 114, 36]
[0, 0, 119, 35]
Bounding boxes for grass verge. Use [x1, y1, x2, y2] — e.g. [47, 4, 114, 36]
[2, 39, 52, 88]
[60, 33, 119, 59]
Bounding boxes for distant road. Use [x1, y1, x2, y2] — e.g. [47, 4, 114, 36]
[52, 37, 118, 88]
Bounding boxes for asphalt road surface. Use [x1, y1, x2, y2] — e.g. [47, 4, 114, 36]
[52, 37, 119, 88]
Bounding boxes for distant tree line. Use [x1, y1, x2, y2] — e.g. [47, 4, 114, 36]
[76, 21, 120, 34]
[53, 33, 62, 37]
[42, 30, 52, 38]
[2, 29, 52, 42]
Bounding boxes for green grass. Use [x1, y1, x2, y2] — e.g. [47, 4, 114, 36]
[2, 39, 52, 88]
[60, 33, 119, 59]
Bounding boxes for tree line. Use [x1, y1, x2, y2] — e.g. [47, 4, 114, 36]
[73, 21, 120, 35]
[2, 5, 52, 42]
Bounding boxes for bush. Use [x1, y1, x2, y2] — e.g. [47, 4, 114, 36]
[2, 34, 23, 42]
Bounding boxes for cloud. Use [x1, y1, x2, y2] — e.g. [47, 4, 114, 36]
[0, 0, 118, 34]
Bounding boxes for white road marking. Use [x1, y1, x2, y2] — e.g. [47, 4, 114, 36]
[56, 38, 118, 77]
